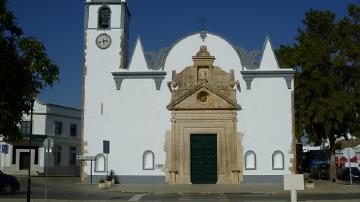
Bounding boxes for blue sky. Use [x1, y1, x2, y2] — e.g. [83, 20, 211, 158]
[8, 0, 356, 108]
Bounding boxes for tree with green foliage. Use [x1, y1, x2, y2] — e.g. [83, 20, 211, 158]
[0, 0, 59, 142]
[276, 4, 360, 181]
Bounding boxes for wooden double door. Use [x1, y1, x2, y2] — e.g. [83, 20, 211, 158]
[190, 134, 217, 184]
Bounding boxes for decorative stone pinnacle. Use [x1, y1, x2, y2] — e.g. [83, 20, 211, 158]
[196, 46, 211, 57]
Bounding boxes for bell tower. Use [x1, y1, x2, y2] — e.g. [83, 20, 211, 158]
[84, 0, 130, 70]
[81, 0, 130, 182]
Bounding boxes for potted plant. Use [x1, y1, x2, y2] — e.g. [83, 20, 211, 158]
[105, 175, 112, 187]
[305, 179, 315, 190]
[98, 178, 106, 189]
[108, 169, 119, 184]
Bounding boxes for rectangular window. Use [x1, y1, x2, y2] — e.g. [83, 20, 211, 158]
[54, 121, 63, 135]
[69, 147, 77, 165]
[70, 124, 77, 137]
[54, 145, 61, 166]
[20, 121, 31, 134]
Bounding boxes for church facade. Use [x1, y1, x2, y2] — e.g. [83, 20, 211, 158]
[82, 0, 296, 184]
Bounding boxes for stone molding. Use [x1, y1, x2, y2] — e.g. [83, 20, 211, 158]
[167, 84, 241, 110]
[144, 47, 171, 70]
[112, 71, 166, 90]
[168, 46, 240, 110]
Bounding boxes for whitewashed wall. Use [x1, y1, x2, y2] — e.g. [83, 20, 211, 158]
[84, 31, 293, 178]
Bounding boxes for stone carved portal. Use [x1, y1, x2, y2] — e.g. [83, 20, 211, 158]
[165, 46, 244, 184]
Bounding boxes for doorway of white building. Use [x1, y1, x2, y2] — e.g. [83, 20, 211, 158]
[19, 152, 30, 170]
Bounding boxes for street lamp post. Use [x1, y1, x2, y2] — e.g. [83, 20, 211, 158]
[27, 98, 35, 202]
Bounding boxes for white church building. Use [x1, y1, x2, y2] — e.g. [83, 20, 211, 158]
[82, 0, 296, 184]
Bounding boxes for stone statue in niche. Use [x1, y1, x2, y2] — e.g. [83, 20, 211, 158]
[198, 67, 209, 83]
[98, 7, 110, 29]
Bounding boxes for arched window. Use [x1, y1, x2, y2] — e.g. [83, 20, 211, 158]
[245, 150, 256, 170]
[98, 6, 111, 29]
[272, 150, 284, 170]
[95, 153, 106, 172]
[143, 150, 154, 170]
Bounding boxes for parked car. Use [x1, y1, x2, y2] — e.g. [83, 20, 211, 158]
[0, 170, 20, 194]
[341, 167, 360, 180]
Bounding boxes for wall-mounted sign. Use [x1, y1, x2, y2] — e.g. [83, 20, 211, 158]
[155, 164, 164, 169]
[76, 155, 96, 161]
[1, 144, 9, 154]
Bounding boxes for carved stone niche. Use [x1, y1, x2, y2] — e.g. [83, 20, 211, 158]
[165, 46, 244, 184]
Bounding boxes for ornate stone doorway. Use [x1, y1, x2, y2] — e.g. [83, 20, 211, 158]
[165, 46, 244, 184]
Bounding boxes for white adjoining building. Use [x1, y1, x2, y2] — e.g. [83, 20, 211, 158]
[82, 0, 296, 184]
[0, 100, 81, 176]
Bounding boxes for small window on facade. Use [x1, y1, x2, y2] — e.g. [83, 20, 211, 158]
[69, 147, 77, 165]
[54, 145, 62, 166]
[245, 150, 256, 170]
[272, 150, 284, 170]
[143, 150, 154, 170]
[20, 121, 31, 134]
[54, 121, 63, 135]
[70, 124, 77, 137]
[34, 148, 39, 165]
[95, 153, 106, 172]
[98, 6, 110, 29]
[12, 146, 17, 164]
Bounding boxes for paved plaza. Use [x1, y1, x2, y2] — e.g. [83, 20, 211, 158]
[0, 176, 359, 201]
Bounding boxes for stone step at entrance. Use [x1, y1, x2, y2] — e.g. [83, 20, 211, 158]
[180, 193, 228, 201]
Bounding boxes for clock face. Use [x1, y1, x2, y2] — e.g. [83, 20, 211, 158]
[96, 33, 111, 49]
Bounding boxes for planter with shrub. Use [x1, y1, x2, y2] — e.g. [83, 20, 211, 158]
[98, 179, 106, 189]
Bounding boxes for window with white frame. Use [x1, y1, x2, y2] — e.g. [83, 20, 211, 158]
[142, 150, 154, 170]
[95, 154, 105, 172]
[54, 121, 63, 135]
[20, 121, 31, 134]
[245, 150, 256, 170]
[272, 150, 284, 170]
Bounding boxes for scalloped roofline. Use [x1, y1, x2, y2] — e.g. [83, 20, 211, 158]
[164, 31, 244, 69]
[139, 31, 262, 71]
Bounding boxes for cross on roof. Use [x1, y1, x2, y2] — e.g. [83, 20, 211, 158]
[197, 17, 209, 41]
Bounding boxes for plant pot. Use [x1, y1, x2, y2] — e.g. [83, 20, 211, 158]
[98, 183, 106, 189]
[106, 181, 112, 187]
[305, 183, 315, 190]
[111, 179, 115, 185]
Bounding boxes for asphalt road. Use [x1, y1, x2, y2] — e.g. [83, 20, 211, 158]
[3, 191, 360, 201]
[1, 177, 360, 201]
